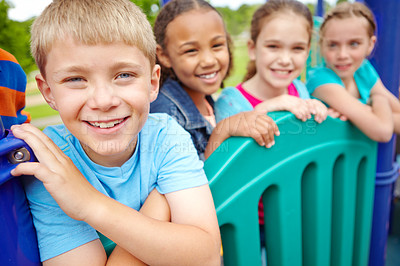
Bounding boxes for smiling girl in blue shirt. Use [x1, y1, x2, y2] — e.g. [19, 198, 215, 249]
[306, 2, 400, 142]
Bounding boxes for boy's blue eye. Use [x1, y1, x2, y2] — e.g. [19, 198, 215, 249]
[117, 73, 132, 79]
[66, 77, 83, 82]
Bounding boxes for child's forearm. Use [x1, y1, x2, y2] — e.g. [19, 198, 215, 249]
[256, 95, 313, 122]
[254, 95, 294, 113]
[313, 85, 393, 142]
[107, 246, 147, 266]
[86, 187, 220, 266]
[204, 119, 231, 159]
[205, 111, 280, 159]
[10, 124, 219, 265]
[139, 188, 170, 221]
[367, 94, 394, 141]
[393, 112, 400, 134]
[107, 189, 170, 265]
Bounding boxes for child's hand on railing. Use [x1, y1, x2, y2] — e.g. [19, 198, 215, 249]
[222, 110, 279, 148]
[305, 99, 328, 124]
[10, 123, 104, 222]
[328, 108, 348, 121]
[255, 95, 312, 122]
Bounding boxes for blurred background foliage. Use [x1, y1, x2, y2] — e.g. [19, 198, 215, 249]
[0, 0, 339, 76]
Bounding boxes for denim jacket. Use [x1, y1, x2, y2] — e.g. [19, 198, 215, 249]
[150, 78, 214, 161]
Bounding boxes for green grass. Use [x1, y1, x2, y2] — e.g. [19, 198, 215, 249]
[25, 103, 59, 120]
[224, 37, 249, 88]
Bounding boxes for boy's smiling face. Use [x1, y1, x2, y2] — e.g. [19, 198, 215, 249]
[37, 37, 160, 167]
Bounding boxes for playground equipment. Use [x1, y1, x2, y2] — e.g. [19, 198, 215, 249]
[313, 1, 400, 264]
[0, 118, 40, 265]
[0, 0, 397, 265]
[363, 1, 400, 265]
[204, 112, 378, 266]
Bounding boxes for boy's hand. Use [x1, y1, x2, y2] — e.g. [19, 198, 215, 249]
[305, 99, 328, 123]
[10, 123, 101, 221]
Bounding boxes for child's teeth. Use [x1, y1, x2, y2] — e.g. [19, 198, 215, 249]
[90, 119, 123, 128]
[200, 72, 216, 79]
[275, 70, 289, 74]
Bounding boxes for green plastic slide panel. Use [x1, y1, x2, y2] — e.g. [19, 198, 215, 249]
[204, 111, 377, 266]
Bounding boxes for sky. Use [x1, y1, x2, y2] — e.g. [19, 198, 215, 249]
[7, 0, 337, 22]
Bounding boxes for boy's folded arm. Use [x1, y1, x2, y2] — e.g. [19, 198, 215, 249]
[46, 190, 171, 266]
[10, 124, 220, 264]
[85, 184, 221, 266]
[313, 84, 393, 142]
[106, 189, 171, 266]
[43, 240, 107, 266]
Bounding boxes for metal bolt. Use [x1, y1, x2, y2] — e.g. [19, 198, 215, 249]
[8, 147, 31, 164]
[14, 151, 25, 161]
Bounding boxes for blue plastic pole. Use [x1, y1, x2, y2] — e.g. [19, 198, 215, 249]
[315, 0, 324, 17]
[160, 0, 169, 6]
[364, 0, 400, 265]
[0, 117, 40, 265]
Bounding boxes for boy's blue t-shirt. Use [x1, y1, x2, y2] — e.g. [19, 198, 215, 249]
[306, 59, 379, 104]
[22, 113, 208, 261]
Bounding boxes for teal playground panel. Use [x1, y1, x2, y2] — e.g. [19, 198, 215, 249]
[204, 112, 377, 266]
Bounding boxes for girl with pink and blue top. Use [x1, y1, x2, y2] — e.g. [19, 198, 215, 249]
[215, 0, 327, 125]
[215, 0, 328, 249]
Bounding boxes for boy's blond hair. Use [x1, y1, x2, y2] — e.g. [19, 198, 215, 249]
[31, 0, 156, 76]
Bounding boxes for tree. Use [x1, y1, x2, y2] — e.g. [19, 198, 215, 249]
[0, 0, 36, 73]
[217, 4, 260, 37]
[131, 0, 160, 26]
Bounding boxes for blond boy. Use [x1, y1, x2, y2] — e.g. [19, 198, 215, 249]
[11, 0, 221, 265]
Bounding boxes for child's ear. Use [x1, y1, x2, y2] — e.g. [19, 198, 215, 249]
[367, 35, 377, 56]
[247, 39, 256, 61]
[149, 64, 161, 102]
[35, 73, 58, 111]
[156, 44, 171, 68]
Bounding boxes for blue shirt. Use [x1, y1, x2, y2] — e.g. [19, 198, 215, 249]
[150, 78, 214, 161]
[22, 113, 208, 261]
[306, 59, 379, 104]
